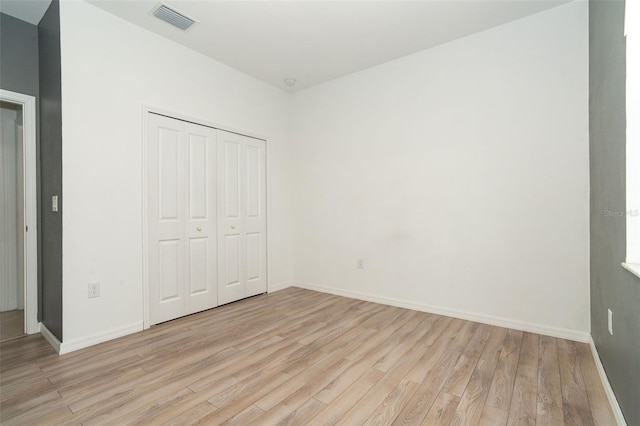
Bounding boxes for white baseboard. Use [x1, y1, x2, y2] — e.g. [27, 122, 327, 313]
[39, 322, 61, 353]
[589, 337, 627, 426]
[58, 322, 143, 355]
[268, 281, 294, 293]
[293, 282, 590, 343]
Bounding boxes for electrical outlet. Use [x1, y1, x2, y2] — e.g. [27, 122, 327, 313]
[608, 309, 613, 335]
[88, 282, 101, 298]
[357, 258, 364, 269]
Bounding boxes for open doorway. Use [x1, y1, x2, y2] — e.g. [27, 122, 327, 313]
[0, 90, 38, 341]
[0, 101, 25, 340]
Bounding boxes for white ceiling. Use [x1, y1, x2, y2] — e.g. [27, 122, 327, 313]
[0, 0, 51, 25]
[87, 0, 571, 92]
[4, 0, 570, 92]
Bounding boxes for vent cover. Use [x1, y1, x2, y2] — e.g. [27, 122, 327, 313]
[153, 4, 195, 31]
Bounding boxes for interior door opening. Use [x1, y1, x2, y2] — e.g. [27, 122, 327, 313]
[0, 90, 38, 340]
[0, 101, 24, 341]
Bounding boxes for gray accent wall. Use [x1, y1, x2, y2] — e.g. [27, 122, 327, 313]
[38, 0, 63, 341]
[589, 1, 640, 424]
[0, 13, 39, 97]
[0, 12, 42, 323]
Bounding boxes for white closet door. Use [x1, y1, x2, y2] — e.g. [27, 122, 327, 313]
[148, 114, 217, 325]
[217, 130, 266, 305]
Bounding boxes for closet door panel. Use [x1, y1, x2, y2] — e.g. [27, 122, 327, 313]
[148, 115, 217, 324]
[148, 114, 187, 324]
[217, 131, 266, 304]
[246, 232, 261, 282]
[245, 145, 261, 219]
[224, 234, 241, 285]
[184, 123, 217, 315]
[243, 139, 266, 297]
[188, 238, 208, 295]
[224, 141, 240, 219]
[159, 240, 181, 301]
[188, 135, 208, 219]
[218, 132, 245, 305]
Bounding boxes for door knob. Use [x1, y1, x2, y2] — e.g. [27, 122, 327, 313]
[197, 226, 202, 231]
[231, 225, 236, 229]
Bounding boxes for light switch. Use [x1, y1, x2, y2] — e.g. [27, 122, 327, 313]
[52, 195, 58, 212]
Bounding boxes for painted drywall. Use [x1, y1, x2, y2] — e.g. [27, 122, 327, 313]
[58, 1, 293, 347]
[0, 12, 42, 323]
[290, 1, 590, 337]
[38, 0, 63, 341]
[589, 1, 640, 424]
[0, 13, 39, 97]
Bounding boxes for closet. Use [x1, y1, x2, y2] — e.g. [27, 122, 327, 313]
[147, 113, 266, 325]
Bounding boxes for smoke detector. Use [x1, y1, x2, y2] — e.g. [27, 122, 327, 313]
[284, 78, 297, 87]
[153, 4, 196, 31]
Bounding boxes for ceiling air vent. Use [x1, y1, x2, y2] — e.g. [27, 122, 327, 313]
[152, 4, 195, 31]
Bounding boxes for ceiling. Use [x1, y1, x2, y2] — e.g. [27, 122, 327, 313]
[3, 0, 570, 92]
[0, 0, 51, 25]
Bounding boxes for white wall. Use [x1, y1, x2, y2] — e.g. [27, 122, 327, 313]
[59, 1, 293, 348]
[58, 0, 590, 349]
[289, 2, 590, 338]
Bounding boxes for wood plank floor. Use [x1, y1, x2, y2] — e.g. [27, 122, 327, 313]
[0, 288, 616, 425]
[0, 310, 24, 343]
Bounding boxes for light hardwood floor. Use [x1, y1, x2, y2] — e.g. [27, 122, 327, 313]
[0, 310, 24, 343]
[0, 288, 616, 425]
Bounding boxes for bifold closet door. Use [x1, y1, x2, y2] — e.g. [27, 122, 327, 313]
[217, 130, 267, 305]
[148, 114, 217, 325]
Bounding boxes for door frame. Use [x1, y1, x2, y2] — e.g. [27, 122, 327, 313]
[0, 89, 38, 334]
[141, 105, 268, 330]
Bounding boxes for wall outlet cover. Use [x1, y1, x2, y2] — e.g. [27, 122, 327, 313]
[89, 282, 100, 298]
